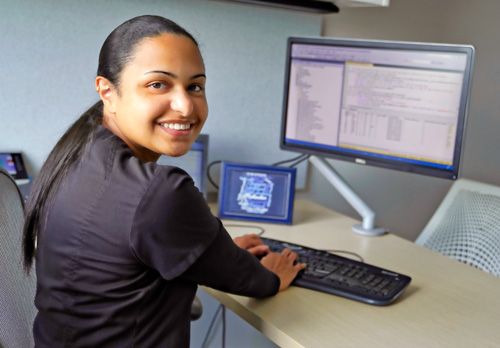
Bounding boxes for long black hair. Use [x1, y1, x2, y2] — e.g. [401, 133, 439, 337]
[22, 15, 199, 272]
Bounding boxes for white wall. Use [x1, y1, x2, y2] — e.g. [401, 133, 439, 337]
[308, 0, 500, 241]
[0, 0, 320, 189]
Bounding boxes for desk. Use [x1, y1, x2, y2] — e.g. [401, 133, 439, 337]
[204, 199, 500, 348]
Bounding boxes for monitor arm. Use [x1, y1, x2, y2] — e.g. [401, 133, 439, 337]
[309, 156, 387, 236]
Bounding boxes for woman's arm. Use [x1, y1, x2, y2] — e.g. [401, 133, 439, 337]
[181, 227, 305, 296]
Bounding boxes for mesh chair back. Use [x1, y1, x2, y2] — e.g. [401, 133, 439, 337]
[0, 167, 37, 348]
[416, 178, 500, 276]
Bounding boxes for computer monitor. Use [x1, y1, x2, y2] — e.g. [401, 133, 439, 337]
[280, 37, 475, 180]
[157, 134, 209, 198]
[0, 152, 30, 184]
[280, 37, 475, 235]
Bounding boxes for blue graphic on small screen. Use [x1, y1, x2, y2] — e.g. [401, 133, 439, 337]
[237, 172, 274, 214]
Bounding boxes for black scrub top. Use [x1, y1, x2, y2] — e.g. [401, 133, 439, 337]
[33, 126, 279, 347]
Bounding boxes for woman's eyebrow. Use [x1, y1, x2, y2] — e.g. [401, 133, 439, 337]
[144, 70, 206, 80]
[191, 73, 207, 80]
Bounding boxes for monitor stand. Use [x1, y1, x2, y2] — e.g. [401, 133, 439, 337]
[309, 156, 387, 236]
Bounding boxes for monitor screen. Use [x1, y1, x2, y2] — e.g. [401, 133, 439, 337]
[280, 37, 475, 179]
[0, 152, 29, 181]
[218, 162, 296, 224]
[157, 134, 209, 197]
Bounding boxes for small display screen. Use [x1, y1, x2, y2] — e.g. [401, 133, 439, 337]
[218, 162, 296, 224]
[0, 153, 28, 180]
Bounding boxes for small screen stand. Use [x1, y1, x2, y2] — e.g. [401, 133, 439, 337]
[309, 156, 387, 236]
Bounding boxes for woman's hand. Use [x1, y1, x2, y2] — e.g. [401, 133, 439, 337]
[260, 249, 307, 292]
[233, 234, 269, 257]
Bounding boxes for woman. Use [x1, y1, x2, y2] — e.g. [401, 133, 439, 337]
[22, 15, 305, 347]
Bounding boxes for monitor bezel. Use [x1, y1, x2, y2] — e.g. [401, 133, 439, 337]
[192, 134, 209, 198]
[157, 133, 209, 198]
[279, 36, 475, 180]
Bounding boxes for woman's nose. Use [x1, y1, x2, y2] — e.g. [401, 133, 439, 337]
[170, 88, 193, 117]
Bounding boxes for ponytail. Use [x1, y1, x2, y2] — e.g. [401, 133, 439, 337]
[22, 101, 103, 272]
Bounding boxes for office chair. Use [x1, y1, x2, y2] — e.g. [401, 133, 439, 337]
[416, 178, 500, 277]
[0, 167, 37, 348]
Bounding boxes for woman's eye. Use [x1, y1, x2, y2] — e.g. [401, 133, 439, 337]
[189, 84, 204, 93]
[149, 82, 165, 90]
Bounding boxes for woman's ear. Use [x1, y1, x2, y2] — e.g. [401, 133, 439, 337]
[95, 76, 117, 114]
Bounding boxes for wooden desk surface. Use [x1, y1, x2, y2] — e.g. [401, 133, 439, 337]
[204, 199, 500, 348]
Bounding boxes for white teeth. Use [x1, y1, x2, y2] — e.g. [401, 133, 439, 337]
[161, 123, 190, 130]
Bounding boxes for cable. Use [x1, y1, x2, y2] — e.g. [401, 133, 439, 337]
[207, 160, 221, 191]
[223, 224, 364, 262]
[321, 249, 364, 263]
[287, 154, 310, 168]
[206, 154, 309, 193]
[200, 304, 221, 348]
[224, 224, 265, 236]
[221, 305, 226, 348]
[201, 304, 226, 348]
[271, 153, 307, 167]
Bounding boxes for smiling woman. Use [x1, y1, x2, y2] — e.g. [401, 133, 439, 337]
[97, 33, 209, 161]
[21, 15, 304, 348]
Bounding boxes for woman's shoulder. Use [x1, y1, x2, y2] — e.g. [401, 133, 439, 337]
[93, 126, 194, 190]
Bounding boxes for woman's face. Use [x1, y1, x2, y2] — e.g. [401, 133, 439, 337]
[99, 33, 208, 162]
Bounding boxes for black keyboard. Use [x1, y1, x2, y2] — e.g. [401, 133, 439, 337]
[260, 237, 412, 306]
